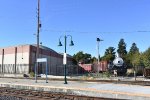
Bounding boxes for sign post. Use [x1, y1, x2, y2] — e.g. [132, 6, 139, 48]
[36, 58, 48, 83]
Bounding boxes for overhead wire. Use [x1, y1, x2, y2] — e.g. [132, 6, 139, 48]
[41, 29, 150, 34]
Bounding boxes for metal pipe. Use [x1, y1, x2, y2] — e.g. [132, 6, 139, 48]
[97, 40, 100, 72]
[46, 61, 48, 83]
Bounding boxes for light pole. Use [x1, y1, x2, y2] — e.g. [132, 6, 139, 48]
[58, 35, 74, 84]
[97, 38, 103, 72]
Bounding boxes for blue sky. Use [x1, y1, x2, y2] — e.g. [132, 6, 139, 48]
[0, 0, 150, 57]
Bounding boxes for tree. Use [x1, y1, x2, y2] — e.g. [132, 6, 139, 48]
[91, 57, 97, 63]
[117, 39, 127, 58]
[132, 52, 143, 67]
[83, 53, 92, 64]
[102, 47, 116, 62]
[142, 48, 150, 68]
[129, 43, 139, 55]
[127, 43, 140, 68]
[73, 51, 92, 64]
[73, 51, 84, 63]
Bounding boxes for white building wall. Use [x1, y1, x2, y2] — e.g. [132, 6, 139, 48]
[16, 52, 29, 74]
[4, 54, 15, 64]
[0, 45, 30, 74]
[0, 55, 2, 64]
[16, 53, 29, 64]
[3, 54, 15, 73]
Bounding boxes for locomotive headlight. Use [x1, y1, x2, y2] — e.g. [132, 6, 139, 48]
[113, 57, 124, 67]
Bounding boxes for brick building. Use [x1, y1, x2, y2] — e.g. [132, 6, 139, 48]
[0, 44, 74, 76]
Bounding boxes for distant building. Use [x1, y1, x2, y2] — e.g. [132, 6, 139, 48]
[0, 44, 74, 76]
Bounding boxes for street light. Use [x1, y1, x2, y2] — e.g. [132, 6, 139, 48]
[97, 38, 103, 72]
[58, 35, 74, 84]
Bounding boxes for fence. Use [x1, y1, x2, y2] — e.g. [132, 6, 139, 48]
[0, 64, 83, 76]
[45, 64, 81, 76]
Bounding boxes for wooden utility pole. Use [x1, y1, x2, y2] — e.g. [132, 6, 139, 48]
[35, 0, 41, 83]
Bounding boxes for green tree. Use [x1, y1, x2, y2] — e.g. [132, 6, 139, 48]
[73, 51, 84, 63]
[127, 43, 140, 68]
[73, 51, 92, 64]
[102, 47, 116, 62]
[129, 43, 139, 55]
[117, 39, 127, 58]
[91, 57, 97, 63]
[83, 53, 92, 64]
[132, 52, 143, 67]
[142, 48, 150, 68]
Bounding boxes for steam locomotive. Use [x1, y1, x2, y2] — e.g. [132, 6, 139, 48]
[108, 54, 127, 75]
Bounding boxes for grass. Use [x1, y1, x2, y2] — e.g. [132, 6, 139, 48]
[81, 71, 112, 80]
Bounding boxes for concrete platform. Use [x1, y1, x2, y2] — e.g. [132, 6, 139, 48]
[0, 78, 150, 100]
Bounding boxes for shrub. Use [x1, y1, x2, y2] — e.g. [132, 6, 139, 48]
[103, 71, 111, 77]
[29, 72, 35, 77]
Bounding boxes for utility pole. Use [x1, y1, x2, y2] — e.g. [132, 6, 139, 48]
[96, 38, 103, 73]
[35, 0, 41, 83]
[97, 38, 100, 73]
[97, 39, 100, 65]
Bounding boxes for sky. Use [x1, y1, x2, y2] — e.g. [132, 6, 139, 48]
[0, 0, 150, 57]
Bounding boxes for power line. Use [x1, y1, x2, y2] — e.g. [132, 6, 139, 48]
[41, 29, 150, 34]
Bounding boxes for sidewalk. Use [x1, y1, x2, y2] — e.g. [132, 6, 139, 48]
[0, 78, 150, 100]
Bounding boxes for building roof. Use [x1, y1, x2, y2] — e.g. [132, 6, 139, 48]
[31, 44, 57, 53]
[0, 44, 72, 58]
[0, 44, 57, 53]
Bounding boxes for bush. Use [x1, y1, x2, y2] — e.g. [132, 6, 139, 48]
[126, 68, 143, 76]
[103, 71, 111, 77]
[136, 70, 143, 76]
[29, 72, 35, 77]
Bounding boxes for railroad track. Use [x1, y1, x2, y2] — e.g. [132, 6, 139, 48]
[0, 87, 118, 100]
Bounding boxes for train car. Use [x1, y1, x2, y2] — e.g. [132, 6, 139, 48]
[99, 61, 108, 72]
[78, 54, 127, 75]
[92, 61, 108, 73]
[78, 63, 92, 72]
